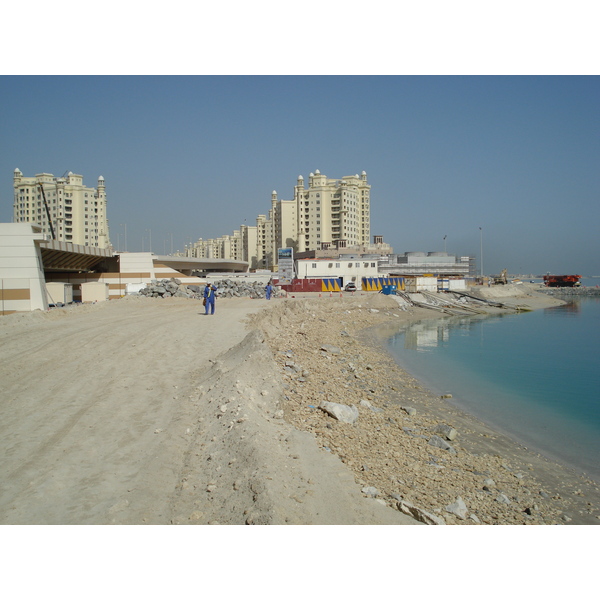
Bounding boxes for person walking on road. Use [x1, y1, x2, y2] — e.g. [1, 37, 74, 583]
[203, 283, 217, 315]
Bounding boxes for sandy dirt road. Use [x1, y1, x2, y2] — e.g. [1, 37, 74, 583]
[0, 295, 417, 525]
[0, 296, 263, 524]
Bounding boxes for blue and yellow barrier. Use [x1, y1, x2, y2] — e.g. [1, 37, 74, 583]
[321, 278, 342, 292]
[361, 277, 405, 292]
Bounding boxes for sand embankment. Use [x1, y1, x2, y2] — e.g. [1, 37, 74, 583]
[1, 284, 598, 524]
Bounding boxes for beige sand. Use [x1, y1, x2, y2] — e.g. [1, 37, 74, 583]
[0, 295, 416, 524]
[1, 284, 598, 524]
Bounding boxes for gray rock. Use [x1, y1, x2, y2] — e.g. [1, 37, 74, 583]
[434, 423, 458, 441]
[320, 344, 342, 355]
[428, 435, 456, 453]
[397, 499, 446, 525]
[402, 427, 427, 439]
[319, 401, 359, 424]
[284, 361, 301, 372]
[496, 493, 511, 505]
[361, 486, 378, 497]
[445, 497, 468, 520]
[401, 406, 417, 416]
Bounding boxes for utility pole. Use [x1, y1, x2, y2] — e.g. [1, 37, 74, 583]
[479, 227, 483, 278]
[443, 235, 447, 252]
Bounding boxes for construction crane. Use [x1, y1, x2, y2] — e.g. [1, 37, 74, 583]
[37, 182, 56, 240]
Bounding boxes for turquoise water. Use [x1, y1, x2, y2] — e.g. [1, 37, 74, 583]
[387, 288, 600, 481]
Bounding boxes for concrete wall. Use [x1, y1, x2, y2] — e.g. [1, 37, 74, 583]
[0, 223, 49, 314]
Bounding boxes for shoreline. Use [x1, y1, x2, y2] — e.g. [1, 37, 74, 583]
[252, 286, 600, 524]
[378, 314, 600, 485]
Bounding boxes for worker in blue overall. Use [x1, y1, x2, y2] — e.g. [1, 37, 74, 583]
[203, 283, 217, 315]
[265, 281, 273, 300]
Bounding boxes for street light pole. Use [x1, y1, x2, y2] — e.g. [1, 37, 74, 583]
[479, 227, 483, 278]
[443, 235, 447, 252]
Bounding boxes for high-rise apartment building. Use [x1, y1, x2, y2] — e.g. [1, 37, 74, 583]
[185, 170, 371, 271]
[13, 169, 110, 249]
[294, 170, 371, 253]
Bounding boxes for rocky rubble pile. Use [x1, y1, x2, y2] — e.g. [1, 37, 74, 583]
[250, 295, 600, 524]
[139, 278, 200, 299]
[539, 286, 600, 296]
[212, 278, 281, 299]
[139, 278, 280, 300]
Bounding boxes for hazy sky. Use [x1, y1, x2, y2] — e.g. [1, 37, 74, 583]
[1, 75, 598, 275]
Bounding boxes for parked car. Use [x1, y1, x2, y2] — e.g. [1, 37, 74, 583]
[344, 282, 357, 292]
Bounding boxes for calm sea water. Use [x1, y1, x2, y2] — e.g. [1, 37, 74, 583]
[387, 280, 600, 481]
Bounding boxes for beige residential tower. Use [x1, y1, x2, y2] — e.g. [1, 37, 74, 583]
[186, 170, 372, 271]
[13, 169, 110, 249]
